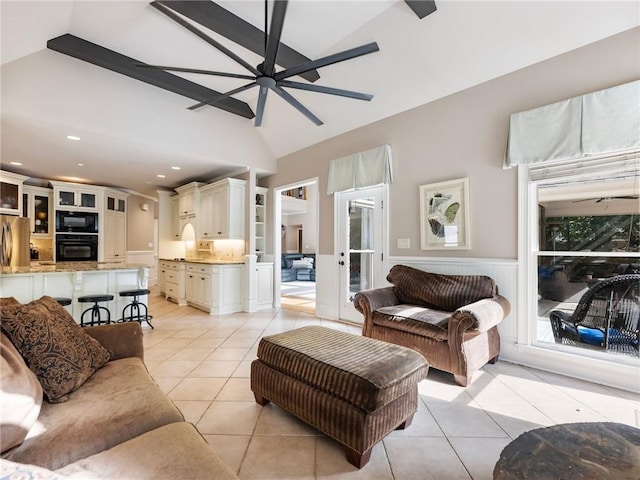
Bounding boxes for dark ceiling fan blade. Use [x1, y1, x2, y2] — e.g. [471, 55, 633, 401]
[404, 0, 437, 19]
[254, 86, 269, 127]
[573, 195, 640, 203]
[154, 0, 320, 82]
[262, 0, 288, 76]
[270, 85, 323, 126]
[188, 81, 257, 110]
[278, 80, 373, 101]
[275, 42, 379, 81]
[47, 34, 254, 119]
[150, 1, 261, 77]
[136, 64, 255, 79]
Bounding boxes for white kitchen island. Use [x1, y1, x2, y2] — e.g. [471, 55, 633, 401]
[0, 262, 149, 324]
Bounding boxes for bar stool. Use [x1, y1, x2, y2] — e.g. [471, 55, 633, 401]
[54, 297, 72, 307]
[78, 294, 113, 327]
[119, 289, 153, 329]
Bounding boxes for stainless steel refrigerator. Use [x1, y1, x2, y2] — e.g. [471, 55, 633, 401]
[0, 215, 30, 267]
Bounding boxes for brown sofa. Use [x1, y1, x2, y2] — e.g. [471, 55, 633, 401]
[1, 297, 238, 479]
[354, 265, 511, 386]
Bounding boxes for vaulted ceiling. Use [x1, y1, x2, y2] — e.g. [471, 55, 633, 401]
[2, 1, 638, 197]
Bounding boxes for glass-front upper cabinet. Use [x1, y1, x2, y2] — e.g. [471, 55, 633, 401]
[0, 170, 29, 216]
[106, 193, 126, 213]
[22, 186, 53, 237]
[50, 181, 100, 211]
[57, 189, 97, 209]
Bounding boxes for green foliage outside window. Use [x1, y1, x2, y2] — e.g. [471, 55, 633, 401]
[544, 215, 639, 253]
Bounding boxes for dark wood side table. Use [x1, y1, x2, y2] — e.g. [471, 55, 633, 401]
[493, 422, 640, 480]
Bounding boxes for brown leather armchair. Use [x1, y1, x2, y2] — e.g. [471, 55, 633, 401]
[354, 265, 511, 386]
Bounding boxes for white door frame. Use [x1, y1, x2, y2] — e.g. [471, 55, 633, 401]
[272, 177, 319, 309]
[334, 184, 388, 323]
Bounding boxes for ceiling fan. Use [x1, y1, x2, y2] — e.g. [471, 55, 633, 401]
[141, 0, 380, 126]
[573, 196, 640, 203]
[47, 1, 435, 124]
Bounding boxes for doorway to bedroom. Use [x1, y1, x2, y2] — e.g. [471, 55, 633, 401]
[279, 181, 319, 314]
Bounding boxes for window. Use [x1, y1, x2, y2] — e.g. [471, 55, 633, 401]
[532, 173, 639, 360]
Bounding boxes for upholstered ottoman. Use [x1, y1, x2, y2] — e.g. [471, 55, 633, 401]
[250, 326, 429, 468]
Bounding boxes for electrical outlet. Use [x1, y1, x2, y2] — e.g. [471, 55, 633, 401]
[197, 240, 211, 252]
[397, 238, 410, 249]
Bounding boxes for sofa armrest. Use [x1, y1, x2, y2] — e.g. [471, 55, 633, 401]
[83, 322, 144, 361]
[450, 294, 511, 334]
[353, 287, 400, 315]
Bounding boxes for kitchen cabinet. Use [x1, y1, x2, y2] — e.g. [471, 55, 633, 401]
[103, 212, 126, 262]
[50, 181, 100, 211]
[185, 263, 211, 308]
[180, 262, 243, 314]
[210, 264, 243, 314]
[158, 261, 166, 294]
[175, 182, 201, 239]
[256, 262, 273, 309]
[105, 191, 127, 213]
[170, 196, 181, 240]
[255, 187, 267, 260]
[102, 190, 128, 262]
[0, 170, 28, 216]
[209, 178, 245, 239]
[161, 260, 186, 305]
[22, 185, 52, 237]
[197, 186, 215, 239]
[175, 182, 202, 217]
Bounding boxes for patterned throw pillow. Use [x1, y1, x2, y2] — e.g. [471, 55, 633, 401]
[0, 296, 111, 403]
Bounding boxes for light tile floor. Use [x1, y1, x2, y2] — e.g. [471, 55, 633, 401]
[144, 291, 640, 480]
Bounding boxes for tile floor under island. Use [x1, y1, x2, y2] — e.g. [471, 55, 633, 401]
[143, 289, 640, 480]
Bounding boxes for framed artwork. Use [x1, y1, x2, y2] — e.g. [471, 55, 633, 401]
[420, 177, 470, 250]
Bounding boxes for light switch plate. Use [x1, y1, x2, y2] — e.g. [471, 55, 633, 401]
[397, 238, 410, 249]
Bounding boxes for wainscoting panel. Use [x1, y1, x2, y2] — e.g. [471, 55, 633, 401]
[315, 254, 340, 320]
[385, 257, 519, 343]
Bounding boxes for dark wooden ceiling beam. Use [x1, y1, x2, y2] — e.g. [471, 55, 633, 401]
[47, 34, 254, 119]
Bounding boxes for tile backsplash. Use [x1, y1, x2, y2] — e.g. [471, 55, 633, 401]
[31, 238, 53, 261]
[185, 239, 245, 262]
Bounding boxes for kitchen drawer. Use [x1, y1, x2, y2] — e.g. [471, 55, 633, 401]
[165, 271, 180, 283]
[162, 261, 180, 271]
[165, 282, 179, 298]
[186, 264, 210, 274]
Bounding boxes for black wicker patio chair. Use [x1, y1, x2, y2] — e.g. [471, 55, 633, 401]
[549, 274, 640, 356]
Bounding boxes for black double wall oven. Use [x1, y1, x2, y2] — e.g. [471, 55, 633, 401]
[55, 211, 99, 261]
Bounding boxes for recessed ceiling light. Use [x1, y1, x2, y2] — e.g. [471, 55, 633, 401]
[77, 163, 84, 167]
[66, 135, 81, 141]
[9, 161, 22, 166]
[171, 166, 181, 170]
[157, 174, 166, 178]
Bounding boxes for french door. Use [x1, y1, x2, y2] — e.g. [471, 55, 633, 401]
[337, 186, 385, 323]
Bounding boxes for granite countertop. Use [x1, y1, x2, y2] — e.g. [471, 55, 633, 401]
[159, 258, 245, 265]
[1, 262, 149, 275]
